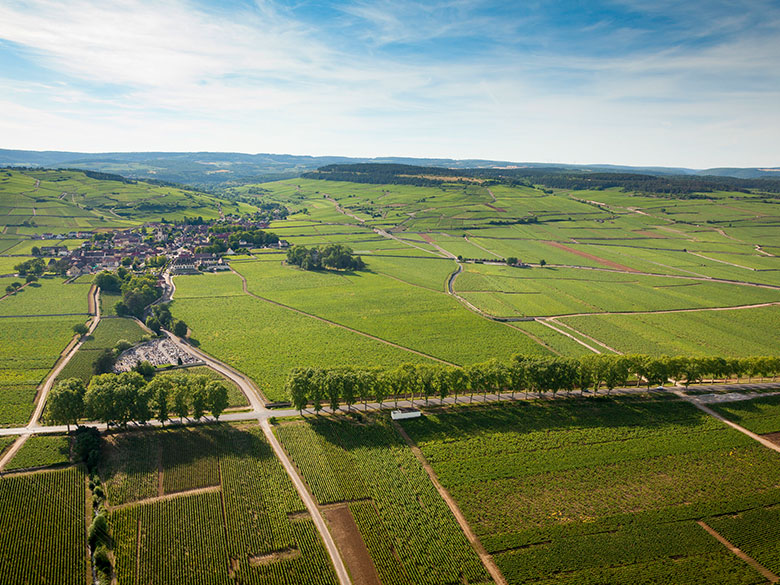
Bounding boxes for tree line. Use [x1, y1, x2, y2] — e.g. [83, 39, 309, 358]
[286, 243, 365, 271]
[302, 163, 780, 195]
[286, 354, 780, 412]
[46, 372, 230, 430]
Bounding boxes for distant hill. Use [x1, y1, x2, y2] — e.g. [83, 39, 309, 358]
[0, 148, 778, 188]
[302, 163, 780, 195]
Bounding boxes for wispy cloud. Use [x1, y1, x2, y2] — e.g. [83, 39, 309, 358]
[0, 0, 777, 166]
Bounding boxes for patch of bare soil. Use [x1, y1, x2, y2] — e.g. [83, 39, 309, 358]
[546, 241, 639, 272]
[762, 431, 780, 446]
[323, 504, 381, 585]
[249, 547, 301, 566]
[485, 203, 507, 212]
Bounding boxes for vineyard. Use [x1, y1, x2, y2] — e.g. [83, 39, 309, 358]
[4, 434, 71, 471]
[0, 316, 78, 426]
[276, 416, 492, 585]
[107, 424, 339, 585]
[402, 395, 780, 584]
[0, 466, 87, 584]
[710, 394, 780, 434]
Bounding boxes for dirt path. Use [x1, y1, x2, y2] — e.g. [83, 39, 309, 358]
[323, 505, 381, 585]
[325, 195, 365, 224]
[688, 250, 755, 271]
[110, 485, 221, 512]
[537, 301, 780, 320]
[464, 235, 503, 258]
[674, 391, 780, 455]
[546, 241, 640, 272]
[756, 246, 774, 257]
[393, 422, 508, 585]
[418, 233, 458, 259]
[262, 418, 352, 585]
[697, 521, 779, 583]
[30, 285, 101, 426]
[0, 434, 29, 472]
[535, 319, 605, 354]
[229, 268, 456, 366]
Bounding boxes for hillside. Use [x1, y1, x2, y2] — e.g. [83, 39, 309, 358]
[0, 168, 257, 253]
[1, 148, 778, 187]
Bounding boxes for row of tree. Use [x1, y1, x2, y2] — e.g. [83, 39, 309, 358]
[286, 354, 780, 412]
[46, 372, 230, 430]
[286, 243, 366, 271]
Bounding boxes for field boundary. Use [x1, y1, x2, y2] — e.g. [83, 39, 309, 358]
[696, 520, 779, 583]
[228, 268, 457, 366]
[393, 421, 508, 585]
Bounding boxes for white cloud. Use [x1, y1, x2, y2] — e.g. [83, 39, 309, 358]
[0, 0, 777, 167]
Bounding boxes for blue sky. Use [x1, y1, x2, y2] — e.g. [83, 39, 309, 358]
[0, 0, 778, 167]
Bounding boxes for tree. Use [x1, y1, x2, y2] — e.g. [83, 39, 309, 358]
[191, 378, 208, 420]
[325, 370, 342, 413]
[207, 380, 229, 420]
[148, 377, 172, 425]
[94, 271, 122, 293]
[539, 259, 547, 267]
[309, 369, 325, 413]
[172, 378, 190, 422]
[25, 274, 38, 284]
[31, 246, 40, 256]
[506, 256, 518, 266]
[341, 369, 357, 411]
[93, 348, 116, 375]
[287, 368, 310, 414]
[73, 323, 89, 337]
[85, 374, 118, 425]
[145, 316, 161, 335]
[46, 378, 86, 431]
[173, 320, 188, 338]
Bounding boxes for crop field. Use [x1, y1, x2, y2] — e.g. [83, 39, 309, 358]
[172, 294, 436, 401]
[707, 504, 780, 577]
[0, 277, 90, 316]
[4, 434, 71, 471]
[232, 259, 548, 363]
[107, 424, 339, 585]
[0, 168, 252, 230]
[453, 264, 780, 318]
[401, 395, 780, 584]
[710, 394, 780, 434]
[276, 417, 492, 585]
[0, 316, 78, 426]
[56, 316, 147, 383]
[0, 466, 87, 584]
[557, 305, 780, 356]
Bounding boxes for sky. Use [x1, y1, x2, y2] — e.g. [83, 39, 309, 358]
[0, 0, 779, 168]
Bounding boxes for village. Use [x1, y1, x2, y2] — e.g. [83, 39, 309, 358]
[27, 216, 290, 277]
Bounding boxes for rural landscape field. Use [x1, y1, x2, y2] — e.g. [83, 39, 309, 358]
[1, 1, 779, 583]
[1, 160, 779, 585]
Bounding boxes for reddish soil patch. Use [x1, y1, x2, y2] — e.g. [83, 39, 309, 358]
[248, 547, 301, 566]
[323, 504, 381, 585]
[546, 241, 639, 272]
[419, 233, 434, 243]
[485, 203, 507, 212]
[762, 431, 780, 446]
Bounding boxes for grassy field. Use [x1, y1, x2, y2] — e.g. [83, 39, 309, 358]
[276, 416, 492, 585]
[402, 395, 780, 585]
[106, 424, 339, 585]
